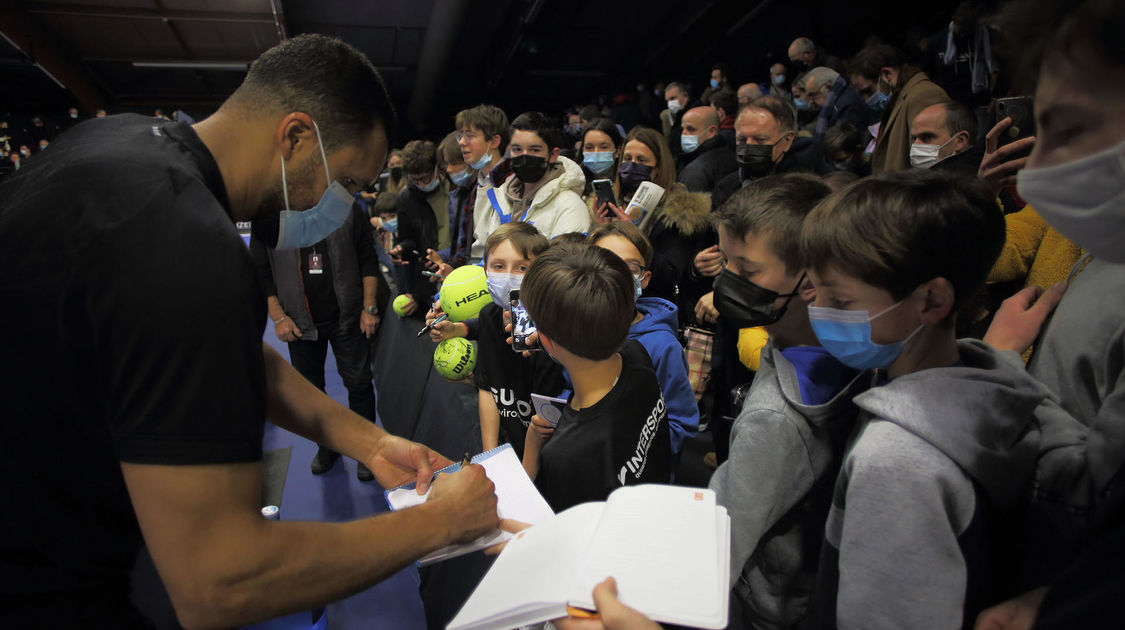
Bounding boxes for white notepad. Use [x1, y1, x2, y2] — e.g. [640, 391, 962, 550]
[447, 484, 730, 630]
[384, 443, 554, 566]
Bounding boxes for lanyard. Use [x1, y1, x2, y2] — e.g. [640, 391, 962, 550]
[486, 188, 527, 225]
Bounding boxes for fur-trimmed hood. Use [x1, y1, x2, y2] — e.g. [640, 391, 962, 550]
[648, 182, 712, 237]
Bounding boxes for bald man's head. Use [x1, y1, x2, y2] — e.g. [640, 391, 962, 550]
[682, 106, 720, 143]
[737, 83, 763, 106]
[788, 37, 817, 68]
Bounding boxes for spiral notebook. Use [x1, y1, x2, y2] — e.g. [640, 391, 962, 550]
[384, 443, 555, 566]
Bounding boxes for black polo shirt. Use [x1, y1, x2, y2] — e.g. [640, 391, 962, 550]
[0, 115, 267, 626]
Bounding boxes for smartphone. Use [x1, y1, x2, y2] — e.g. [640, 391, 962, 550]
[992, 96, 1036, 149]
[509, 289, 539, 353]
[592, 179, 617, 210]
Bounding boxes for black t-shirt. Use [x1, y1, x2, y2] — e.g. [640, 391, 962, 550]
[473, 302, 566, 458]
[0, 115, 266, 624]
[536, 339, 672, 512]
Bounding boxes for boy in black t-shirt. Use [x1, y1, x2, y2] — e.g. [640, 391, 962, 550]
[472, 222, 566, 458]
[520, 243, 672, 511]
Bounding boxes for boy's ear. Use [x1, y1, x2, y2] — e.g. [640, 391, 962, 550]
[798, 273, 816, 302]
[538, 331, 554, 352]
[916, 277, 955, 325]
[549, 146, 561, 163]
[641, 269, 652, 289]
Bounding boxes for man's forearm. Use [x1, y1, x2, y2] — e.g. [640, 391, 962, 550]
[266, 295, 286, 323]
[362, 275, 377, 309]
[262, 342, 384, 461]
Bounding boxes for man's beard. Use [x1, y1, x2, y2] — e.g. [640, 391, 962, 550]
[248, 152, 326, 247]
[251, 151, 325, 221]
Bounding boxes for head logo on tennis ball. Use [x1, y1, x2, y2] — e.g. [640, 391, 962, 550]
[434, 338, 476, 379]
[439, 265, 490, 321]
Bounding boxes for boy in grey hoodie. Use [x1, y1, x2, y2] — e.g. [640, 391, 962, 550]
[800, 170, 1051, 630]
[706, 174, 871, 630]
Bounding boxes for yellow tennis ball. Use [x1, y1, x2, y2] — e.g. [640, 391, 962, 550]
[392, 294, 411, 317]
[439, 265, 490, 322]
[433, 338, 476, 380]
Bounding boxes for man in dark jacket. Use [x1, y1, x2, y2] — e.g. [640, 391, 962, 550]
[251, 204, 382, 479]
[909, 101, 983, 176]
[805, 67, 873, 141]
[676, 106, 737, 194]
[712, 95, 827, 209]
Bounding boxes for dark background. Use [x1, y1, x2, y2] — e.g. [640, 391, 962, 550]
[1, 0, 988, 143]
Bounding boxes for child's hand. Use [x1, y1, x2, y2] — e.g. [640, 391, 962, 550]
[983, 283, 1066, 354]
[552, 578, 662, 630]
[694, 245, 724, 277]
[694, 291, 719, 325]
[430, 320, 466, 343]
[529, 413, 555, 443]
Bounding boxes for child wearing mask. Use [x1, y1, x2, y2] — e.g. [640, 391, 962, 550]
[472, 112, 591, 253]
[588, 221, 699, 465]
[519, 243, 671, 511]
[800, 170, 1057, 629]
[706, 174, 872, 630]
[473, 222, 566, 458]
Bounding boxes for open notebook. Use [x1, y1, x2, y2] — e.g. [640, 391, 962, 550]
[384, 443, 554, 566]
[447, 484, 730, 630]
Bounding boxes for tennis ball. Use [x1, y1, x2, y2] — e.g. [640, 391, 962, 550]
[434, 338, 476, 380]
[439, 265, 490, 322]
[392, 294, 412, 317]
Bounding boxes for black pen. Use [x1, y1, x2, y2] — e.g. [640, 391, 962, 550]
[416, 313, 449, 337]
[461, 451, 473, 468]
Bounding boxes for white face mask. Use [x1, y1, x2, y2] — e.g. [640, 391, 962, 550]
[667, 99, 683, 115]
[909, 136, 955, 169]
[1017, 138, 1125, 264]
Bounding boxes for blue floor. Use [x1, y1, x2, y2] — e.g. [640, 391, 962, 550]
[249, 303, 426, 630]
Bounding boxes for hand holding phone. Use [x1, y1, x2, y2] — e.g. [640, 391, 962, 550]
[509, 289, 539, 353]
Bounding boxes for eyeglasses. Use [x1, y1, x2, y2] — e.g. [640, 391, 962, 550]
[626, 262, 649, 275]
[456, 130, 480, 143]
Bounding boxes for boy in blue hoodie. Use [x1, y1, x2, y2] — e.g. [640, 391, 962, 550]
[704, 174, 871, 630]
[800, 170, 1054, 630]
[589, 221, 699, 463]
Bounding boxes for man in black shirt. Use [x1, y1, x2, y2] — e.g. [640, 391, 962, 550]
[0, 34, 498, 628]
[250, 204, 382, 479]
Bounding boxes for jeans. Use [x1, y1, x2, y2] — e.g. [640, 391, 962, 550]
[288, 320, 377, 427]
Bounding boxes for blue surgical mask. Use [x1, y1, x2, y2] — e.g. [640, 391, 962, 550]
[867, 90, 890, 112]
[633, 274, 644, 301]
[710, 78, 721, 89]
[470, 150, 492, 170]
[383, 217, 398, 234]
[773, 74, 786, 86]
[450, 168, 473, 187]
[271, 120, 354, 250]
[583, 151, 615, 175]
[416, 172, 441, 193]
[794, 98, 811, 111]
[486, 271, 523, 309]
[807, 301, 923, 370]
[681, 134, 700, 153]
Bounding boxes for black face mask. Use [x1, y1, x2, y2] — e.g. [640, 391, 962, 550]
[618, 161, 654, 196]
[712, 267, 804, 328]
[511, 154, 549, 183]
[390, 166, 403, 181]
[736, 142, 777, 181]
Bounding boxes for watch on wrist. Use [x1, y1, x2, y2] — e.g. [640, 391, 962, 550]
[363, 306, 378, 316]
